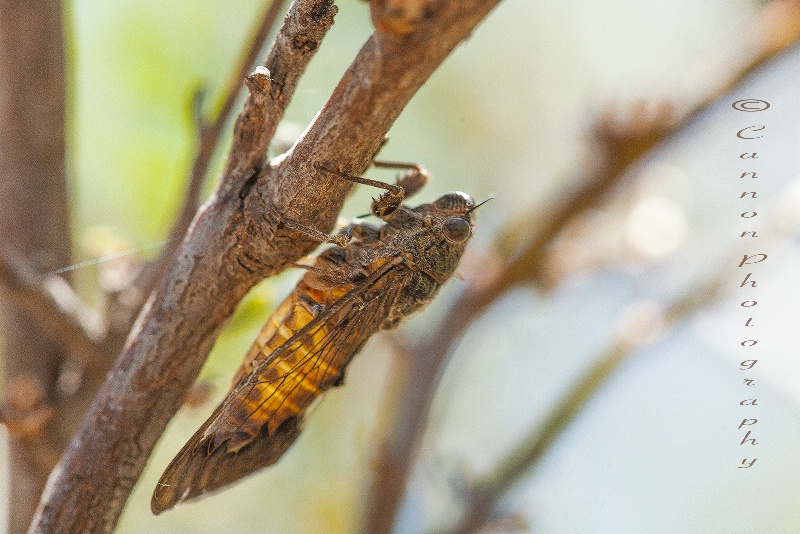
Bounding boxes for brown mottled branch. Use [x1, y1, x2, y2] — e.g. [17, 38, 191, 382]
[29, 1, 502, 532]
[363, 3, 800, 532]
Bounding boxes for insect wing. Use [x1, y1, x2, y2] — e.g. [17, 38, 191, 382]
[152, 258, 407, 513]
[215, 265, 405, 452]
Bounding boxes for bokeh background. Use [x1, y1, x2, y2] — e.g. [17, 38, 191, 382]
[4, 0, 800, 532]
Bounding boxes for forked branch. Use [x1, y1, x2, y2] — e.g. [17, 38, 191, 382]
[28, 1, 502, 532]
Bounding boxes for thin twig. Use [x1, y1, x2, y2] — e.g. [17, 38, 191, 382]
[447, 274, 725, 534]
[0, 249, 106, 366]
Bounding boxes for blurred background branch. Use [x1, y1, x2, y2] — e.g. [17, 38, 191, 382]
[131, 0, 289, 310]
[443, 264, 727, 534]
[364, 1, 800, 532]
[0, 249, 105, 366]
[0, 1, 71, 532]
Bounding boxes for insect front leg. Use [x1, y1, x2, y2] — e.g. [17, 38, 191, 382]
[371, 160, 430, 200]
[315, 162, 430, 220]
[282, 214, 385, 249]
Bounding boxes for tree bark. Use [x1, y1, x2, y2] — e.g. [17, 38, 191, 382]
[0, 1, 70, 533]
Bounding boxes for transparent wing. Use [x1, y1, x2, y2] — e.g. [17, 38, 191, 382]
[152, 257, 408, 513]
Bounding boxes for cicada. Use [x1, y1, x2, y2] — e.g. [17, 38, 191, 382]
[152, 164, 478, 513]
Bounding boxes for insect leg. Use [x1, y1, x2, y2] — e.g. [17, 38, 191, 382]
[282, 219, 351, 247]
[371, 161, 430, 200]
[315, 163, 406, 219]
[344, 220, 382, 243]
[291, 262, 350, 288]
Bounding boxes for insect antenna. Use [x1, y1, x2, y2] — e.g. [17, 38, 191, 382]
[467, 197, 493, 214]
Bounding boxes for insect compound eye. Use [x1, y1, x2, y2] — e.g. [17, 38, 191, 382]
[441, 217, 471, 243]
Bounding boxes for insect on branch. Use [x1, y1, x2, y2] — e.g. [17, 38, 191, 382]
[28, 1, 504, 533]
